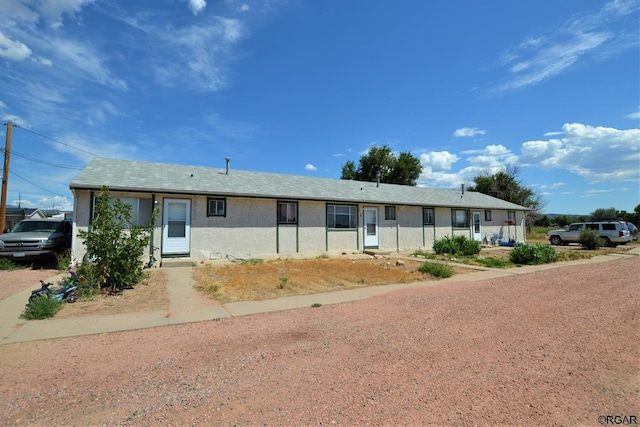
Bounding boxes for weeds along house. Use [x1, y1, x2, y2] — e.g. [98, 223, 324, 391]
[70, 157, 528, 263]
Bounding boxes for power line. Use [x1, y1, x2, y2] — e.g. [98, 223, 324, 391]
[1, 148, 83, 170]
[12, 123, 100, 157]
[9, 169, 66, 198]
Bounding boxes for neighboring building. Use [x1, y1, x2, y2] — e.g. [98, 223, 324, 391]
[3, 207, 45, 232]
[69, 157, 529, 263]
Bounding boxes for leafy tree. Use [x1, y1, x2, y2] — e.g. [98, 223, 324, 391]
[589, 207, 618, 221]
[468, 166, 546, 228]
[340, 144, 422, 186]
[79, 186, 157, 293]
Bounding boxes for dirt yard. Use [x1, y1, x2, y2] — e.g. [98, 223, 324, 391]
[194, 255, 477, 303]
[0, 256, 638, 426]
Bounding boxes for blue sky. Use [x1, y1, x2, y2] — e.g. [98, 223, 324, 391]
[0, 0, 638, 215]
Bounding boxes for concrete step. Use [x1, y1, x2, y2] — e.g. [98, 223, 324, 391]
[161, 258, 194, 268]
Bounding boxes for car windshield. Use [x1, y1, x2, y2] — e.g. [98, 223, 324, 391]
[11, 221, 63, 233]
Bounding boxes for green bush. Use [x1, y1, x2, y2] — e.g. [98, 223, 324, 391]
[579, 228, 602, 250]
[79, 186, 157, 293]
[21, 296, 63, 320]
[433, 235, 481, 256]
[510, 244, 559, 265]
[418, 261, 453, 278]
[0, 258, 20, 271]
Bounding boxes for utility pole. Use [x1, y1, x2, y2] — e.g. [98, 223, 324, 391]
[0, 121, 12, 234]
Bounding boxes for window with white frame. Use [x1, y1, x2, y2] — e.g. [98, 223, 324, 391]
[278, 201, 298, 224]
[423, 208, 435, 225]
[207, 198, 226, 217]
[385, 206, 396, 220]
[327, 204, 357, 229]
[92, 196, 152, 227]
[452, 209, 470, 228]
[485, 210, 492, 221]
[508, 210, 516, 224]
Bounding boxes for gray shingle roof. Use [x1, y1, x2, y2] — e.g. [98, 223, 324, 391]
[70, 157, 529, 211]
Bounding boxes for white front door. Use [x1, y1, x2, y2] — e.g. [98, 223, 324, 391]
[363, 207, 379, 248]
[472, 211, 482, 241]
[162, 199, 191, 255]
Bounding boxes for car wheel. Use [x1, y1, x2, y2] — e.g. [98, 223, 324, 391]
[601, 237, 613, 247]
[549, 235, 562, 245]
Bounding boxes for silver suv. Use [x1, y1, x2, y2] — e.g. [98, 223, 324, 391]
[0, 218, 72, 260]
[546, 221, 631, 247]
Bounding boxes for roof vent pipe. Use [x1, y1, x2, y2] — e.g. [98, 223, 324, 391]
[376, 172, 381, 188]
[461, 183, 465, 197]
[225, 157, 231, 175]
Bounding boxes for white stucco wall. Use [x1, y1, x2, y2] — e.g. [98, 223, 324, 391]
[71, 189, 527, 263]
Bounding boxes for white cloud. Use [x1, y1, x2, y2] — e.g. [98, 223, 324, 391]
[305, 164, 317, 171]
[518, 123, 640, 182]
[239, 4, 250, 12]
[0, 113, 29, 128]
[188, 0, 207, 16]
[39, 0, 97, 28]
[149, 17, 246, 91]
[495, 0, 638, 92]
[0, 30, 31, 61]
[544, 131, 564, 137]
[420, 151, 459, 172]
[453, 127, 486, 138]
[626, 111, 640, 120]
[49, 37, 127, 89]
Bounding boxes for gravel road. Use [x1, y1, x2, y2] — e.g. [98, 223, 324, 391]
[1, 256, 638, 426]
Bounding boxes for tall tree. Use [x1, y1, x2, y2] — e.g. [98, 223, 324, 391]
[589, 207, 619, 221]
[340, 144, 422, 186]
[468, 166, 547, 227]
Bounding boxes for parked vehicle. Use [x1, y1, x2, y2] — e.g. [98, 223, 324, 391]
[0, 218, 72, 260]
[546, 221, 631, 247]
[624, 222, 638, 241]
[28, 270, 79, 305]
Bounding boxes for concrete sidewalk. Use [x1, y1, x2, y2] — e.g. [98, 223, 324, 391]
[1, 248, 637, 345]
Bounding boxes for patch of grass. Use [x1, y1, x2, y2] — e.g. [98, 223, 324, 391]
[198, 283, 223, 300]
[475, 257, 513, 268]
[278, 277, 288, 289]
[316, 253, 329, 259]
[412, 250, 437, 259]
[0, 258, 22, 271]
[21, 296, 63, 320]
[417, 261, 453, 278]
[240, 258, 263, 265]
[311, 303, 322, 307]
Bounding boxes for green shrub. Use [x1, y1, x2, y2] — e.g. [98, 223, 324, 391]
[78, 186, 158, 293]
[56, 250, 72, 271]
[21, 296, 63, 320]
[418, 261, 453, 278]
[433, 235, 481, 256]
[510, 244, 559, 265]
[0, 258, 20, 271]
[579, 228, 603, 250]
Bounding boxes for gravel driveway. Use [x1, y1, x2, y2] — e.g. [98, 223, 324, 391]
[1, 256, 638, 426]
